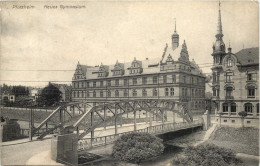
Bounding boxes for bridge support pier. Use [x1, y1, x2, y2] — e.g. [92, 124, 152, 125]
[104, 106, 106, 129]
[115, 106, 118, 134]
[51, 126, 78, 166]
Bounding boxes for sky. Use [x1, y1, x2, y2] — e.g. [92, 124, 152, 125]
[1, 1, 259, 87]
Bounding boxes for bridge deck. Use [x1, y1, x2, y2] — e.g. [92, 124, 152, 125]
[78, 120, 203, 151]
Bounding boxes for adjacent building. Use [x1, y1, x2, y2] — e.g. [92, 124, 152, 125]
[211, 2, 259, 127]
[71, 22, 206, 115]
[52, 83, 72, 102]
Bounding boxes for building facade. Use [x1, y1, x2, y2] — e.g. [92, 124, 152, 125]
[52, 83, 72, 102]
[72, 23, 206, 115]
[211, 2, 259, 127]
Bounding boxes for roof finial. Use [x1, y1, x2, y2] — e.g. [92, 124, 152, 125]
[229, 40, 231, 48]
[216, 0, 223, 37]
[174, 18, 177, 33]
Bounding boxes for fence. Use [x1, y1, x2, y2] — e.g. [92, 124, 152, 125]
[20, 128, 54, 137]
[78, 120, 203, 151]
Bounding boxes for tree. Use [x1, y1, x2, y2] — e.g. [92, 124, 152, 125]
[238, 111, 248, 128]
[112, 132, 164, 164]
[37, 83, 61, 107]
[175, 144, 242, 166]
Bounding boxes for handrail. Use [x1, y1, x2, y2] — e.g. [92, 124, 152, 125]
[78, 120, 203, 151]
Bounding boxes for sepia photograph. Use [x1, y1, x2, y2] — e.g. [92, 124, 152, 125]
[0, 0, 259, 165]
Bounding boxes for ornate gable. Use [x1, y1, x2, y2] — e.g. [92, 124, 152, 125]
[98, 63, 109, 77]
[111, 60, 125, 76]
[178, 40, 189, 62]
[128, 57, 143, 74]
[160, 54, 175, 71]
[73, 62, 86, 80]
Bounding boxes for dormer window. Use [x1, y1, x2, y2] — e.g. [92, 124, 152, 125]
[98, 63, 109, 77]
[128, 58, 143, 74]
[112, 61, 124, 76]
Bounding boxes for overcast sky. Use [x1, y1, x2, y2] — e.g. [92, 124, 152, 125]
[1, 1, 259, 87]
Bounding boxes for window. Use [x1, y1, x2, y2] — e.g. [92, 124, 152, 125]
[124, 79, 128, 86]
[195, 102, 198, 109]
[107, 90, 111, 97]
[165, 88, 169, 96]
[142, 89, 147, 97]
[183, 76, 186, 83]
[133, 78, 137, 85]
[226, 87, 233, 97]
[133, 89, 137, 97]
[100, 81, 103, 87]
[232, 120, 235, 123]
[93, 91, 96, 98]
[153, 88, 157, 96]
[223, 103, 228, 112]
[191, 77, 194, 84]
[227, 58, 233, 67]
[87, 82, 89, 88]
[81, 91, 84, 98]
[100, 91, 103, 97]
[225, 72, 233, 82]
[124, 89, 128, 97]
[172, 75, 176, 83]
[142, 77, 147, 85]
[93, 81, 96, 88]
[247, 73, 254, 81]
[163, 75, 167, 84]
[170, 88, 174, 96]
[153, 76, 158, 84]
[115, 79, 119, 86]
[195, 89, 198, 97]
[107, 80, 111, 87]
[73, 91, 76, 97]
[248, 86, 255, 97]
[231, 103, 236, 113]
[77, 91, 79, 97]
[244, 103, 253, 113]
[192, 89, 194, 97]
[115, 90, 119, 97]
[87, 91, 89, 97]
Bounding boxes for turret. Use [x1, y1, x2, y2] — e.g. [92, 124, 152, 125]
[172, 18, 179, 51]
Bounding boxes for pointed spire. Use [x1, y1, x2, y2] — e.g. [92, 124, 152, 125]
[174, 18, 177, 33]
[216, 0, 223, 37]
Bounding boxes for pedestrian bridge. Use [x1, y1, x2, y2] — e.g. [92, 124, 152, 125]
[30, 99, 195, 140]
[78, 120, 203, 151]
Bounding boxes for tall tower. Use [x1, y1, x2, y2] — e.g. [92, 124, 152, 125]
[172, 18, 179, 51]
[212, 1, 226, 65]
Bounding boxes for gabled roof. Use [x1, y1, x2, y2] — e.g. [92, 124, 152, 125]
[235, 47, 259, 66]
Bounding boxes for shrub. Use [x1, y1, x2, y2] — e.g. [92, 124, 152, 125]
[178, 144, 241, 166]
[112, 132, 164, 164]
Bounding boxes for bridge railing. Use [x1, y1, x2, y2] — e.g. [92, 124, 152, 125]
[78, 120, 203, 151]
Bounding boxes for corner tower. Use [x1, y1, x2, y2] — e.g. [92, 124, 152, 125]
[172, 18, 179, 51]
[212, 1, 226, 65]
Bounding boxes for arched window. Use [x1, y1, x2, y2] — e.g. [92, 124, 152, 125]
[222, 103, 228, 112]
[107, 90, 111, 97]
[231, 103, 236, 113]
[244, 103, 253, 113]
[93, 91, 96, 98]
[115, 90, 119, 97]
[165, 88, 169, 96]
[133, 89, 137, 97]
[170, 88, 174, 96]
[142, 89, 147, 97]
[247, 86, 255, 98]
[153, 88, 157, 97]
[227, 58, 233, 67]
